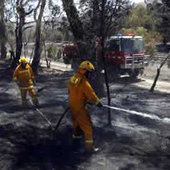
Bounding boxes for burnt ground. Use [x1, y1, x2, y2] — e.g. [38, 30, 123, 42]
[1, 60, 170, 170]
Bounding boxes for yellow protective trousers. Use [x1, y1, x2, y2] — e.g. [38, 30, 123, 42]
[71, 107, 93, 150]
[20, 86, 38, 106]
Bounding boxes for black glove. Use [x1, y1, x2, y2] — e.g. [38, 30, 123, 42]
[96, 102, 103, 107]
[16, 81, 21, 87]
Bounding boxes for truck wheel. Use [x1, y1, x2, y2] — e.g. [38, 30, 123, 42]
[70, 58, 80, 72]
[128, 70, 139, 78]
[106, 65, 120, 82]
[63, 56, 70, 64]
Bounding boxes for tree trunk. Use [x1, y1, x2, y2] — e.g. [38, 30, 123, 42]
[0, 0, 7, 59]
[62, 0, 89, 61]
[62, 0, 84, 41]
[16, 18, 23, 61]
[150, 53, 170, 92]
[32, 0, 46, 74]
[11, 10, 25, 68]
[101, 0, 111, 125]
[32, 24, 42, 73]
[150, 68, 160, 93]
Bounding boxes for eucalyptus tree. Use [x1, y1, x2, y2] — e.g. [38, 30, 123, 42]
[39, 0, 61, 68]
[146, 0, 170, 44]
[31, 0, 46, 73]
[0, 0, 6, 59]
[10, 0, 39, 68]
[159, 0, 170, 44]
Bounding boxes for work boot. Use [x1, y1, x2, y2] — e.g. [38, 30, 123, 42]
[72, 139, 82, 151]
[84, 146, 99, 155]
[32, 97, 39, 107]
[22, 100, 27, 107]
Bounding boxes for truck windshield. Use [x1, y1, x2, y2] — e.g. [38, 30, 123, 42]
[108, 39, 120, 52]
[121, 38, 144, 52]
[107, 38, 144, 52]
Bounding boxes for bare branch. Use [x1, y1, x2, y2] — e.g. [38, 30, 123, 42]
[34, 0, 41, 22]
[8, 19, 17, 24]
[25, 8, 34, 15]
[23, 0, 30, 6]
[24, 21, 35, 25]
[23, 25, 34, 32]
[20, 0, 24, 7]
[16, 0, 19, 6]
[160, 53, 170, 69]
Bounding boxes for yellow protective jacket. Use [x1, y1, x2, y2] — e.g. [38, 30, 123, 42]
[68, 70, 100, 111]
[13, 64, 34, 88]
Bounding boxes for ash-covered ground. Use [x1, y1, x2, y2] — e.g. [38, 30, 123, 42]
[1, 60, 170, 170]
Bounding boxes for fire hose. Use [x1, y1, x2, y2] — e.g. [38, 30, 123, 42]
[34, 107, 54, 130]
[32, 103, 170, 141]
[32, 104, 69, 132]
[54, 107, 69, 132]
[103, 104, 170, 123]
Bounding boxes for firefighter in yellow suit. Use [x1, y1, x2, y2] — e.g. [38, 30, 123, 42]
[68, 61, 103, 152]
[13, 57, 39, 106]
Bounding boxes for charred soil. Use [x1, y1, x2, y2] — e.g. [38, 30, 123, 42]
[0, 59, 170, 170]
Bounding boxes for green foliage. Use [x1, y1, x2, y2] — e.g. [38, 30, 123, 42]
[47, 43, 57, 58]
[144, 31, 162, 57]
[145, 43, 157, 58]
[47, 43, 62, 60]
[51, 31, 63, 41]
[125, 4, 154, 30]
[42, 16, 73, 42]
[6, 22, 15, 49]
[148, 1, 170, 43]
[121, 4, 164, 57]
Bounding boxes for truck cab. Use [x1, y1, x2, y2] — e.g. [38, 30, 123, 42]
[105, 34, 145, 78]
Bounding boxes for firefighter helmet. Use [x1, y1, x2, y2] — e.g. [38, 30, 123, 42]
[19, 57, 28, 63]
[79, 61, 95, 71]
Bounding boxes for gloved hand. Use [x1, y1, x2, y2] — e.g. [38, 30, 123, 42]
[16, 81, 21, 87]
[96, 102, 103, 107]
[33, 79, 36, 84]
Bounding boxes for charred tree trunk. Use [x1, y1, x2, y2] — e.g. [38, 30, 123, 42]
[11, 4, 25, 69]
[88, 0, 105, 97]
[32, 24, 42, 73]
[100, 0, 111, 125]
[32, 0, 46, 74]
[150, 68, 160, 93]
[62, 0, 84, 41]
[16, 16, 24, 63]
[62, 0, 87, 61]
[0, 0, 7, 59]
[150, 53, 170, 92]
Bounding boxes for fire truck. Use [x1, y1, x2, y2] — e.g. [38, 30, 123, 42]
[103, 34, 145, 78]
[63, 34, 145, 78]
[63, 43, 79, 64]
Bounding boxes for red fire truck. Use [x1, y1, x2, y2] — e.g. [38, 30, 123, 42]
[63, 43, 79, 64]
[63, 34, 145, 78]
[103, 34, 145, 78]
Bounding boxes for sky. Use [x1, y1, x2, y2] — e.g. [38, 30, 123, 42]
[132, 0, 144, 3]
[11, 0, 146, 22]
